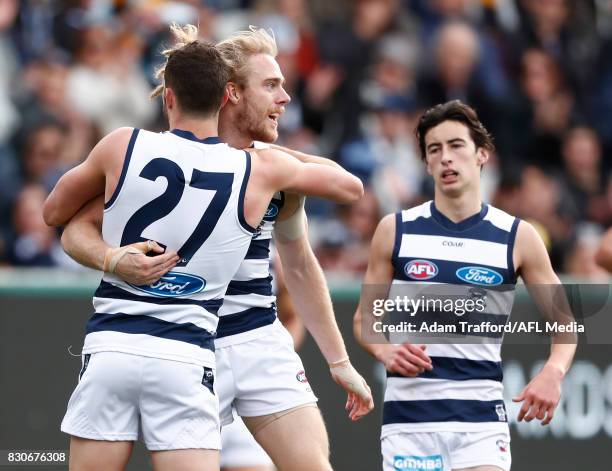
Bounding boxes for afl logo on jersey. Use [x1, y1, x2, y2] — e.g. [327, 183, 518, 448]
[296, 370, 308, 383]
[404, 260, 438, 280]
[264, 202, 279, 221]
[456, 267, 503, 286]
[131, 272, 206, 297]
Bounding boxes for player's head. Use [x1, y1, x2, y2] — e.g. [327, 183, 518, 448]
[216, 26, 290, 143]
[151, 24, 229, 120]
[415, 100, 493, 197]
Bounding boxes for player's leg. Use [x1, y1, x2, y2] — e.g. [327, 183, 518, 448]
[450, 429, 511, 471]
[381, 432, 450, 471]
[68, 438, 132, 471]
[221, 417, 274, 471]
[141, 357, 221, 471]
[150, 449, 220, 471]
[61, 352, 141, 470]
[244, 404, 331, 471]
[231, 321, 325, 470]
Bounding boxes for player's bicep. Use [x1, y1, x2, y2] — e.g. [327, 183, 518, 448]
[266, 150, 362, 203]
[515, 221, 560, 285]
[43, 159, 105, 226]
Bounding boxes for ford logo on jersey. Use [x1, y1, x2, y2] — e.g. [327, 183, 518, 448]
[130, 272, 206, 297]
[456, 266, 503, 286]
[264, 202, 279, 220]
[404, 260, 438, 280]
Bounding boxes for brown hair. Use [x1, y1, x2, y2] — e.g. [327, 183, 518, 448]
[415, 100, 494, 160]
[151, 24, 229, 117]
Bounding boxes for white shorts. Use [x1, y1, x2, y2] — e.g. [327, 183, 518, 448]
[220, 416, 273, 468]
[61, 351, 220, 451]
[382, 429, 511, 471]
[216, 320, 318, 425]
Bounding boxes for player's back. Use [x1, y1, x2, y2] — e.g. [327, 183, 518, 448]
[87, 128, 256, 367]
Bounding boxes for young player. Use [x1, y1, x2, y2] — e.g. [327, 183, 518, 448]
[354, 100, 576, 471]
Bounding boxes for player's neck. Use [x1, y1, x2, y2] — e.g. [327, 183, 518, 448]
[168, 115, 219, 140]
[434, 188, 482, 223]
[219, 125, 253, 149]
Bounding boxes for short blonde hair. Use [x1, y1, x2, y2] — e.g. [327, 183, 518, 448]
[216, 26, 278, 86]
[151, 23, 200, 99]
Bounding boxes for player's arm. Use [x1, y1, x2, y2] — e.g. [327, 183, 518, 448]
[257, 148, 363, 204]
[43, 127, 132, 226]
[595, 227, 612, 272]
[270, 144, 345, 171]
[273, 250, 306, 349]
[274, 199, 373, 421]
[512, 220, 577, 425]
[61, 196, 178, 285]
[353, 214, 432, 376]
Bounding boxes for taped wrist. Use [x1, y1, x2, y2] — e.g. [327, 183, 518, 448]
[103, 243, 149, 273]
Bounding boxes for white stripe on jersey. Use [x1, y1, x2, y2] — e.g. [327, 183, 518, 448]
[398, 233, 508, 269]
[231, 258, 271, 281]
[385, 377, 503, 402]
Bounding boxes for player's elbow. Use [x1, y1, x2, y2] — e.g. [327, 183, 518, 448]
[337, 174, 364, 203]
[42, 198, 65, 227]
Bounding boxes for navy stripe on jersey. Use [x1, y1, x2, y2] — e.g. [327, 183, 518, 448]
[104, 128, 139, 209]
[387, 357, 503, 382]
[383, 399, 507, 425]
[87, 313, 215, 350]
[95, 280, 223, 314]
[430, 202, 488, 231]
[245, 238, 271, 259]
[238, 151, 256, 233]
[398, 219, 511, 245]
[225, 276, 273, 297]
[216, 306, 276, 338]
[392, 258, 515, 286]
[170, 129, 222, 144]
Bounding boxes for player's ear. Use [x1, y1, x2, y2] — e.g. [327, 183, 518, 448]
[164, 87, 175, 110]
[226, 82, 241, 104]
[476, 147, 490, 167]
[220, 90, 229, 109]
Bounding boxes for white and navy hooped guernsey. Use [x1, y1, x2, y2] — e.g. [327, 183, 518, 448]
[215, 189, 284, 347]
[85, 129, 256, 368]
[382, 200, 520, 437]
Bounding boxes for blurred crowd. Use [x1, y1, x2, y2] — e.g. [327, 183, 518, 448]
[0, 0, 610, 279]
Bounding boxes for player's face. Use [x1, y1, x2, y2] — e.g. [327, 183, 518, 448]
[236, 54, 291, 143]
[424, 120, 488, 197]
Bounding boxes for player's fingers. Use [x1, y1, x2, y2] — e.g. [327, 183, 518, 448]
[517, 398, 532, 422]
[535, 404, 547, 421]
[403, 344, 432, 365]
[402, 352, 432, 371]
[542, 408, 554, 426]
[146, 240, 165, 254]
[130, 240, 155, 254]
[393, 357, 422, 376]
[512, 391, 526, 402]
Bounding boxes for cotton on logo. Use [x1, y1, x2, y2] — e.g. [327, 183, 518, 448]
[404, 260, 438, 280]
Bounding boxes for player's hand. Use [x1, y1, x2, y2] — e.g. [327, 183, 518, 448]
[104, 240, 179, 285]
[329, 359, 374, 421]
[381, 343, 433, 377]
[513, 363, 563, 425]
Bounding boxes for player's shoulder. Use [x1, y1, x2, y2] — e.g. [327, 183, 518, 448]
[398, 201, 433, 223]
[483, 203, 518, 233]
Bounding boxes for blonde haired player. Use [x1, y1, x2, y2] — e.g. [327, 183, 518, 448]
[53, 25, 373, 471]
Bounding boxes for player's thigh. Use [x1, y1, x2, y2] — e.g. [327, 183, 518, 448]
[151, 449, 219, 471]
[221, 417, 273, 471]
[243, 404, 330, 471]
[69, 436, 133, 471]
